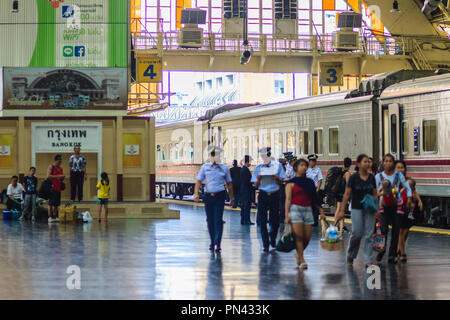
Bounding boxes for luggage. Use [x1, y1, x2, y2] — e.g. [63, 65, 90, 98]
[361, 194, 378, 213]
[276, 224, 296, 252]
[58, 203, 76, 223]
[324, 167, 344, 206]
[38, 179, 53, 200]
[3, 210, 11, 220]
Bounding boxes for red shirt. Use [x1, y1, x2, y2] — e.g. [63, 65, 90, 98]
[291, 183, 312, 207]
[51, 166, 63, 192]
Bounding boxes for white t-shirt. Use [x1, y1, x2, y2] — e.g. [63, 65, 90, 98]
[7, 183, 24, 201]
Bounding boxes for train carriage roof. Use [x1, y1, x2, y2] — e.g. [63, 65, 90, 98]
[210, 91, 374, 123]
[380, 72, 450, 99]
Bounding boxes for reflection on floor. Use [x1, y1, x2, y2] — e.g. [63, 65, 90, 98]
[1, 203, 450, 299]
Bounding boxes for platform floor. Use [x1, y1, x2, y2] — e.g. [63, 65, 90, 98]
[1, 203, 450, 300]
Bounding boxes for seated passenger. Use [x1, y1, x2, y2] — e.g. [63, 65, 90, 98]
[6, 176, 24, 213]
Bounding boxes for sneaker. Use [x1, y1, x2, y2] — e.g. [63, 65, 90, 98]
[18, 215, 24, 221]
[48, 217, 54, 223]
[31, 216, 36, 223]
[408, 212, 415, 220]
[54, 217, 59, 222]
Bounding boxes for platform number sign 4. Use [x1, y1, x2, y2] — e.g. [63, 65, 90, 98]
[320, 62, 343, 87]
[137, 56, 162, 83]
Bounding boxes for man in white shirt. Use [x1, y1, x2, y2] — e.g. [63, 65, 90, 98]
[6, 175, 24, 212]
[306, 154, 323, 226]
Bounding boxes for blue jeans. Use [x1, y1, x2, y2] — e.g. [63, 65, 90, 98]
[204, 191, 226, 247]
[347, 208, 375, 265]
[240, 189, 252, 224]
[257, 190, 280, 249]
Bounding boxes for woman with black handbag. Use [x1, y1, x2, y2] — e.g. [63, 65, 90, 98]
[335, 154, 379, 268]
[285, 159, 325, 270]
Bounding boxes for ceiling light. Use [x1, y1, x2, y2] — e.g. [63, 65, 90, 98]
[390, 0, 401, 13]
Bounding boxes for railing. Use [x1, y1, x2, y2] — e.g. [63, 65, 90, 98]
[410, 38, 433, 70]
[132, 31, 413, 57]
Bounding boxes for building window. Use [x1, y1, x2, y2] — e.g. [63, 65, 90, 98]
[401, 121, 409, 155]
[300, 131, 308, 154]
[423, 120, 437, 152]
[12, 0, 19, 12]
[390, 114, 397, 153]
[274, 80, 285, 95]
[216, 77, 222, 88]
[314, 129, 323, 155]
[286, 131, 296, 154]
[242, 136, 249, 159]
[329, 127, 339, 155]
[232, 136, 238, 160]
[251, 135, 258, 160]
[226, 74, 234, 86]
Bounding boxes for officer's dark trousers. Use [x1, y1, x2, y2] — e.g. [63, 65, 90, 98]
[257, 190, 280, 249]
[70, 171, 84, 201]
[240, 189, 252, 224]
[232, 184, 240, 208]
[380, 205, 400, 258]
[204, 191, 226, 247]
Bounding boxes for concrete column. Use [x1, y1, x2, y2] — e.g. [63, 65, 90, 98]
[148, 117, 156, 202]
[116, 116, 123, 201]
[17, 117, 25, 182]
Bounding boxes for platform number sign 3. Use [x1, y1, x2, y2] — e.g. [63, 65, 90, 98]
[320, 62, 343, 87]
[137, 56, 162, 83]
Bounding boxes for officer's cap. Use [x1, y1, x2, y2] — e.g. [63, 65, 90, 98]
[258, 147, 271, 156]
[307, 154, 318, 161]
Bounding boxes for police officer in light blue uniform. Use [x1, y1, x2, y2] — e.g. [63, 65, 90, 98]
[306, 154, 323, 226]
[194, 146, 234, 253]
[252, 147, 287, 252]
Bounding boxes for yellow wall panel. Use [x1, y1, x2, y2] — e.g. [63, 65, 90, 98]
[123, 133, 142, 168]
[323, 0, 335, 11]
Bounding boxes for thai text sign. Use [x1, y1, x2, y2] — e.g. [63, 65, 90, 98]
[32, 122, 102, 153]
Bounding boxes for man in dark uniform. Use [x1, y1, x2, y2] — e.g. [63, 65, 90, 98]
[240, 155, 254, 225]
[229, 160, 241, 208]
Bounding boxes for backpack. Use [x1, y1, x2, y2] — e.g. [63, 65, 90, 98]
[324, 167, 343, 205]
[38, 179, 52, 200]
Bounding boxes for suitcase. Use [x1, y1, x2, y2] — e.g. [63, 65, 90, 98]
[59, 203, 76, 223]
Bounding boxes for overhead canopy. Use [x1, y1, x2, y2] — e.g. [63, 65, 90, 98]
[198, 103, 260, 121]
[348, 69, 448, 97]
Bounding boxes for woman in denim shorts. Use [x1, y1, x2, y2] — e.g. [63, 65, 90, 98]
[285, 159, 325, 270]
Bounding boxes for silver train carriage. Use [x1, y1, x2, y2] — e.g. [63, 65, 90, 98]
[155, 72, 450, 227]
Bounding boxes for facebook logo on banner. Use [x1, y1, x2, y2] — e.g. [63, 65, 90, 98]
[62, 6, 75, 18]
[74, 46, 85, 57]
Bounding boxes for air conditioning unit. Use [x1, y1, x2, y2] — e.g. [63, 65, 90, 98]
[332, 30, 359, 51]
[178, 27, 203, 48]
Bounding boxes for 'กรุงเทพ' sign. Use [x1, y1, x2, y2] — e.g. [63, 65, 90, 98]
[32, 123, 102, 154]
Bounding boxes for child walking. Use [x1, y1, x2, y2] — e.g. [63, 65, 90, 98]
[96, 172, 110, 222]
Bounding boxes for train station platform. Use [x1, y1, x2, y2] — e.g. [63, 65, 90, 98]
[1, 202, 450, 300]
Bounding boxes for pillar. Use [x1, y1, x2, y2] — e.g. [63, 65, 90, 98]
[116, 116, 123, 201]
[148, 117, 156, 202]
[17, 116, 25, 182]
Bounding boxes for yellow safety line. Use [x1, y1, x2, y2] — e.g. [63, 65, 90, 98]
[158, 199, 450, 235]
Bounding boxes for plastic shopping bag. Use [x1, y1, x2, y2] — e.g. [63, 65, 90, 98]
[81, 211, 93, 223]
[276, 224, 296, 253]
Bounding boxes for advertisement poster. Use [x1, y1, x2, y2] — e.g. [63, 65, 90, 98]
[2, 67, 127, 110]
[0, 134, 13, 168]
[0, 0, 127, 68]
[123, 134, 142, 168]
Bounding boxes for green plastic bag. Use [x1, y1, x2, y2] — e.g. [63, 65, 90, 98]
[276, 224, 296, 252]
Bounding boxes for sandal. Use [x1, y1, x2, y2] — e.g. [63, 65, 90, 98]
[299, 263, 308, 270]
[400, 254, 407, 263]
[347, 258, 354, 265]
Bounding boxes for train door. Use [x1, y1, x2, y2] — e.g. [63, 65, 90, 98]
[381, 103, 402, 159]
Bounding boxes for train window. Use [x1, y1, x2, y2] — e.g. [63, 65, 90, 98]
[242, 136, 249, 158]
[413, 127, 420, 155]
[300, 131, 308, 155]
[329, 127, 339, 155]
[401, 121, 409, 155]
[251, 135, 258, 159]
[390, 114, 397, 153]
[232, 137, 238, 160]
[274, 132, 283, 158]
[423, 120, 437, 152]
[314, 129, 323, 155]
[286, 131, 296, 154]
[162, 144, 167, 161]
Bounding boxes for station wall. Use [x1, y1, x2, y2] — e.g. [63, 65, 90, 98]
[0, 117, 156, 202]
